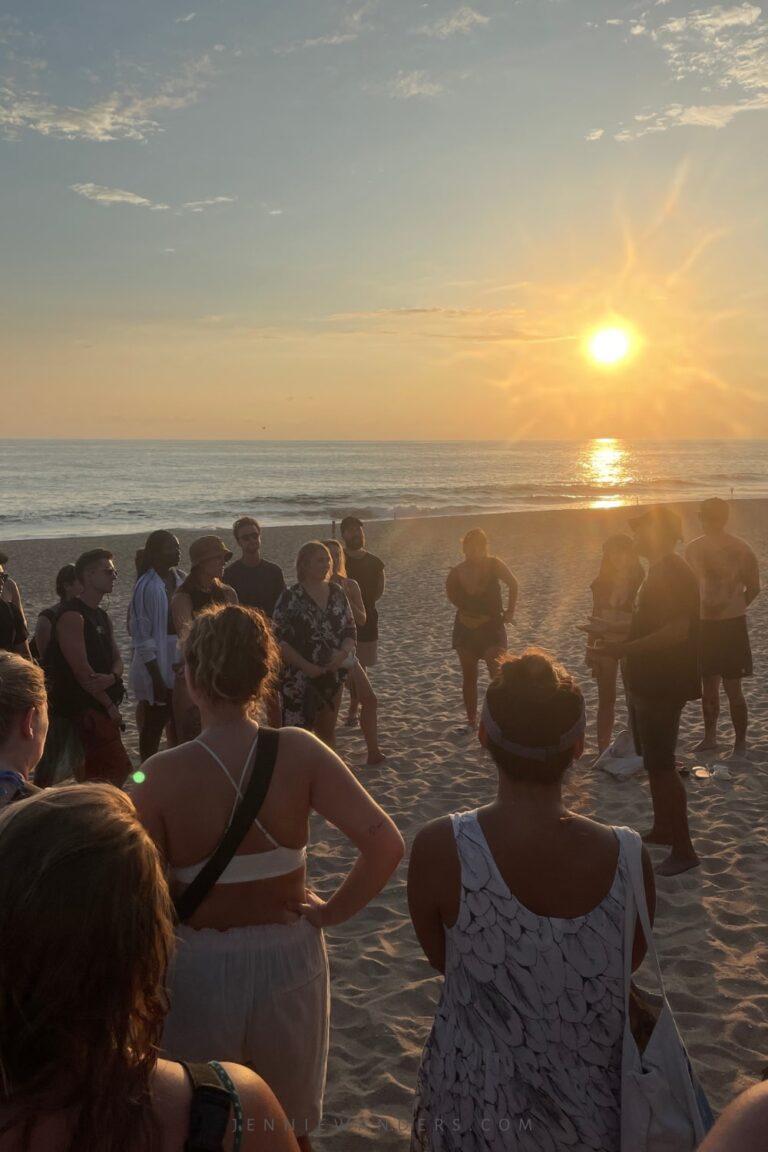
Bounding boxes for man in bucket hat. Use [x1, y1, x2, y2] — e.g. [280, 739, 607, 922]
[602, 506, 701, 876]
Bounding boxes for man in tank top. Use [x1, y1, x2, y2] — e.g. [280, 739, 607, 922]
[47, 548, 132, 786]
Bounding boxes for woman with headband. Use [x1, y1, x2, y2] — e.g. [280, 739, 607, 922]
[407, 649, 656, 1151]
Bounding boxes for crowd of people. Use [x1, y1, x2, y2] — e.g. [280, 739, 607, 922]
[0, 497, 763, 1151]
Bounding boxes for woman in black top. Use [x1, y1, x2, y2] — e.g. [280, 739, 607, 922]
[171, 536, 237, 743]
[32, 564, 81, 664]
[446, 528, 518, 733]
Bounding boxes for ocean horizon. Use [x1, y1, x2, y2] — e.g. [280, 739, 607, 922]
[3, 438, 768, 541]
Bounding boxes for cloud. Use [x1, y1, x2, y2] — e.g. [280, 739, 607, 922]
[275, 4, 373, 54]
[388, 70, 444, 98]
[71, 184, 237, 213]
[0, 54, 212, 141]
[611, 3, 768, 139]
[182, 195, 237, 211]
[416, 6, 490, 39]
[70, 183, 170, 210]
[175, 12, 196, 23]
[585, 128, 605, 140]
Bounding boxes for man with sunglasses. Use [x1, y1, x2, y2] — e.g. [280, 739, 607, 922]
[225, 518, 286, 727]
[225, 517, 286, 619]
[46, 548, 131, 786]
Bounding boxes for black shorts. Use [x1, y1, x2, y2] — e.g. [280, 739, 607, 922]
[452, 614, 507, 660]
[629, 695, 683, 772]
[700, 617, 753, 680]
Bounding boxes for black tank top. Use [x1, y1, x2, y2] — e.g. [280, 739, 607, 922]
[48, 599, 123, 717]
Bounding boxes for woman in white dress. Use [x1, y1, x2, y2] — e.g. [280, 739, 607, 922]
[408, 649, 656, 1151]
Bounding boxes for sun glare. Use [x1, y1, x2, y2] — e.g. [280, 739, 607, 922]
[588, 326, 632, 366]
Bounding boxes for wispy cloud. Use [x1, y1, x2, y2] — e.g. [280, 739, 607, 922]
[0, 54, 213, 141]
[614, 3, 768, 140]
[275, 4, 373, 54]
[70, 183, 171, 210]
[416, 7, 490, 39]
[71, 184, 236, 213]
[182, 196, 237, 212]
[585, 128, 605, 141]
[387, 70, 444, 98]
[175, 12, 196, 23]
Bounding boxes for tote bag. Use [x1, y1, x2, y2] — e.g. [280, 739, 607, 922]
[615, 828, 714, 1152]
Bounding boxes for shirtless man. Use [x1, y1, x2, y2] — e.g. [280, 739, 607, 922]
[685, 498, 760, 758]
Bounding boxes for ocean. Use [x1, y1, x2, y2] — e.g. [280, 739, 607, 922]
[2, 439, 767, 541]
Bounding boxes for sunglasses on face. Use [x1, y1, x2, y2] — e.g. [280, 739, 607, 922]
[240, 533, 261, 542]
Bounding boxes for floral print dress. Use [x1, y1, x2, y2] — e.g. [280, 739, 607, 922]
[412, 812, 631, 1152]
[272, 582, 356, 727]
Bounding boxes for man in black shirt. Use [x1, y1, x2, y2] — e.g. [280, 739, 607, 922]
[603, 507, 700, 875]
[340, 516, 385, 725]
[225, 517, 286, 726]
[48, 548, 131, 787]
[225, 517, 286, 619]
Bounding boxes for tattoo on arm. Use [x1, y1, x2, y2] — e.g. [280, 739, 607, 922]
[368, 818, 385, 836]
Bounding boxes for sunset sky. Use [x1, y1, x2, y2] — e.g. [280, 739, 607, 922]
[2, 0, 767, 439]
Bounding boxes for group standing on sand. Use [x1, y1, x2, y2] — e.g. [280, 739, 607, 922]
[0, 496, 763, 1151]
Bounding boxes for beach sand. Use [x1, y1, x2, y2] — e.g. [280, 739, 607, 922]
[4, 499, 768, 1148]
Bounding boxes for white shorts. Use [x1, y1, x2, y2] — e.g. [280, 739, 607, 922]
[163, 918, 330, 1135]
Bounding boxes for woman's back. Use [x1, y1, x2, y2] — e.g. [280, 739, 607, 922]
[413, 810, 632, 1152]
[135, 725, 312, 930]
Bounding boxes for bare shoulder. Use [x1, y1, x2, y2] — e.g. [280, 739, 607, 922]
[700, 1083, 768, 1152]
[411, 815, 456, 859]
[217, 1063, 298, 1151]
[274, 724, 331, 779]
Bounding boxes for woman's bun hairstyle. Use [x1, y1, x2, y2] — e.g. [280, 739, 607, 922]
[183, 604, 279, 710]
[484, 648, 583, 784]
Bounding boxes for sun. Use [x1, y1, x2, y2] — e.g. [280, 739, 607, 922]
[587, 326, 633, 366]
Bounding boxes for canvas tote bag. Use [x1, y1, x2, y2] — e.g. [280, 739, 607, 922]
[615, 828, 713, 1152]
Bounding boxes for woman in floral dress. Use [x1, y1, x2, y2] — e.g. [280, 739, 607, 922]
[272, 542, 356, 747]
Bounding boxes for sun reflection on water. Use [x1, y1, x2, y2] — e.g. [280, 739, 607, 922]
[580, 439, 631, 507]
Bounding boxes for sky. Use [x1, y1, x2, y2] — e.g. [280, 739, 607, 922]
[1, 0, 767, 439]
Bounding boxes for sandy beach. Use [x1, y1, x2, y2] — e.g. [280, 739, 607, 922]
[3, 499, 768, 1148]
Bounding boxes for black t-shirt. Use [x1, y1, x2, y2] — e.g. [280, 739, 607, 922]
[224, 560, 286, 619]
[344, 551, 385, 642]
[625, 554, 701, 703]
[47, 599, 123, 717]
[0, 601, 27, 651]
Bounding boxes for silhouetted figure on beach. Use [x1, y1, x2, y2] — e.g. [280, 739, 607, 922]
[46, 548, 131, 787]
[446, 528, 517, 732]
[129, 531, 184, 761]
[602, 507, 700, 876]
[582, 535, 644, 752]
[685, 498, 761, 759]
[340, 517, 385, 726]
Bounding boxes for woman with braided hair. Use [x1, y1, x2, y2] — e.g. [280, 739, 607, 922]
[408, 649, 656, 1151]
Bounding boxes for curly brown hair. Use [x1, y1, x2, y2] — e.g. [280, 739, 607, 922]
[183, 603, 280, 710]
[0, 784, 174, 1151]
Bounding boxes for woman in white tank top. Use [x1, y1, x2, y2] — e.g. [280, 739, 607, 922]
[133, 604, 404, 1152]
[408, 649, 656, 1151]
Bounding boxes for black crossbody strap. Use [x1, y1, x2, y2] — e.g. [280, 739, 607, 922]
[174, 728, 280, 924]
[183, 1063, 231, 1152]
